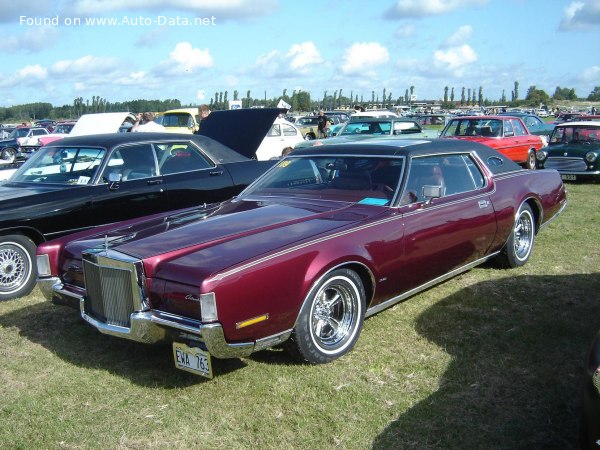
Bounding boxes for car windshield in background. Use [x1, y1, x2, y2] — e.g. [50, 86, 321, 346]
[241, 156, 404, 205]
[10, 146, 106, 185]
[441, 118, 502, 137]
[339, 121, 392, 135]
[549, 125, 600, 144]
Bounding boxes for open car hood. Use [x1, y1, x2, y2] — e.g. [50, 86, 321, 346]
[70, 112, 136, 136]
[197, 108, 286, 159]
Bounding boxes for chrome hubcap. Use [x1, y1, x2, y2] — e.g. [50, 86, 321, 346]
[311, 277, 356, 348]
[514, 210, 534, 260]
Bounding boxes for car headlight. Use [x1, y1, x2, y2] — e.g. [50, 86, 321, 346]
[585, 151, 598, 163]
[536, 150, 547, 161]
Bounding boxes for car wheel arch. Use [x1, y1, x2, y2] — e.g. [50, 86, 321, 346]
[294, 260, 376, 327]
[0, 226, 45, 246]
[522, 197, 542, 234]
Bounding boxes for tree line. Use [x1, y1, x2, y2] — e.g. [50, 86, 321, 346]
[1, 83, 599, 123]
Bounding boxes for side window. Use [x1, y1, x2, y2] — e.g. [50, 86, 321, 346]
[102, 144, 157, 182]
[268, 124, 282, 137]
[504, 120, 514, 136]
[401, 154, 484, 204]
[282, 123, 298, 137]
[511, 119, 526, 136]
[159, 142, 213, 175]
[401, 156, 446, 204]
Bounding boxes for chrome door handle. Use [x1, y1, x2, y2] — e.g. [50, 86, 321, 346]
[478, 199, 490, 208]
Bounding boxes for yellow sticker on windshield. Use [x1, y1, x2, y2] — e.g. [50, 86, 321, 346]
[278, 160, 292, 168]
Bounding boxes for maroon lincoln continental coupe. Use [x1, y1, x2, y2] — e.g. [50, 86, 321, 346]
[36, 139, 567, 378]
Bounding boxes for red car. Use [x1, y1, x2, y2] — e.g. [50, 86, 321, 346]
[440, 115, 544, 169]
[37, 139, 567, 378]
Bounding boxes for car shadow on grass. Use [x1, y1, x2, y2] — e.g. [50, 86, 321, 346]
[372, 273, 600, 450]
[0, 299, 247, 386]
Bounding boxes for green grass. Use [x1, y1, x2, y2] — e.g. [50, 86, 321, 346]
[1, 183, 598, 449]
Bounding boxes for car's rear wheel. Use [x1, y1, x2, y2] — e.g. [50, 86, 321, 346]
[0, 235, 38, 301]
[525, 149, 537, 170]
[498, 203, 535, 268]
[1, 147, 17, 164]
[288, 268, 365, 364]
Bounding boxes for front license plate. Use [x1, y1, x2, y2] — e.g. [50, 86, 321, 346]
[561, 174, 577, 181]
[173, 342, 213, 379]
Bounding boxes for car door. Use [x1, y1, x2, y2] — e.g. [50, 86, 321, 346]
[157, 141, 237, 209]
[87, 143, 167, 225]
[392, 154, 496, 292]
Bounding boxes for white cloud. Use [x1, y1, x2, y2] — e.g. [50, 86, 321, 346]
[434, 44, 477, 70]
[253, 41, 323, 78]
[51, 55, 121, 75]
[17, 64, 48, 79]
[384, 0, 488, 19]
[286, 42, 323, 73]
[442, 25, 473, 47]
[581, 65, 600, 81]
[560, 0, 600, 30]
[196, 89, 207, 101]
[341, 42, 390, 75]
[168, 42, 214, 72]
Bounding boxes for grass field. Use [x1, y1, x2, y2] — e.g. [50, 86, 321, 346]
[0, 182, 598, 449]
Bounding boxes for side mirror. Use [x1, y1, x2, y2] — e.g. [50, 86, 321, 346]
[108, 172, 122, 190]
[422, 185, 443, 204]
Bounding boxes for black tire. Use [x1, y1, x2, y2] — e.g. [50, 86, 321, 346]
[525, 149, 537, 170]
[304, 134, 314, 141]
[288, 268, 365, 364]
[497, 203, 535, 268]
[0, 235, 38, 301]
[1, 147, 17, 164]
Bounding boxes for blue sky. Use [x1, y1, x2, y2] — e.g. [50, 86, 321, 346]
[0, 0, 599, 108]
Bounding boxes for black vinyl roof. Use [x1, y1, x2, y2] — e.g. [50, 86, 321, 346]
[290, 138, 522, 174]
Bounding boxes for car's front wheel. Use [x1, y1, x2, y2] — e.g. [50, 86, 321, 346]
[1, 147, 17, 164]
[0, 235, 38, 301]
[525, 149, 537, 170]
[288, 268, 365, 364]
[498, 203, 535, 268]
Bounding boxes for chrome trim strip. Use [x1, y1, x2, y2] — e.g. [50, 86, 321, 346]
[538, 198, 568, 232]
[364, 252, 500, 318]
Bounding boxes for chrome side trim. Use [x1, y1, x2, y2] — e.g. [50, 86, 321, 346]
[365, 252, 500, 318]
[538, 198, 568, 232]
[254, 329, 293, 352]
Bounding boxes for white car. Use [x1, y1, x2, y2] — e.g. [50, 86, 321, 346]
[255, 117, 304, 160]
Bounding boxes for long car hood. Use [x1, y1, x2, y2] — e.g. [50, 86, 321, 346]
[71, 198, 383, 284]
[0, 182, 66, 202]
[197, 108, 286, 159]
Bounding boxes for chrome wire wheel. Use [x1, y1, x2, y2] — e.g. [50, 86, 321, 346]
[0, 243, 30, 293]
[310, 276, 358, 351]
[0, 235, 37, 300]
[513, 207, 534, 262]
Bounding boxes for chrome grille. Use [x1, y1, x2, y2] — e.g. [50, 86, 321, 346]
[544, 157, 587, 171]
[82, 253, 143, 328]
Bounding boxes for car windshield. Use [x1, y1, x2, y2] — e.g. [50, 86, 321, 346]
[441, 119, 501, 137]
[549, 126, 600, 144]
[8, 128, 30, 139]
[162, 113, 197, 128]
[241, 156, 404, 206]
[297, 117, 319, 126]
[10, 146, 106, 185]
[339, 121, 392, 135]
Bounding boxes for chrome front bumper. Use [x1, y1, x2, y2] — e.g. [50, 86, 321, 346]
[37, 277, 258, 359]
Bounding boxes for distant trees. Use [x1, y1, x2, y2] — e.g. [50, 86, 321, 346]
[1, 81, 598, 122]
[588, 86, 600, 101]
